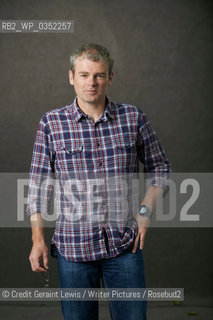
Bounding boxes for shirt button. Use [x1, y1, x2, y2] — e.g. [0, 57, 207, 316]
[99, 161, 103, 166]
[97, 142, 100, 147]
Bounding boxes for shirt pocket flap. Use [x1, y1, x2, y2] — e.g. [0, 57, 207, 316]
[113, 135, 134, 149]
[54, 142, 83, 156]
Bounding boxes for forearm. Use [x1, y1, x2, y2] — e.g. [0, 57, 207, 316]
[140, 186, 164, 212]
[30, 213, 45, 243]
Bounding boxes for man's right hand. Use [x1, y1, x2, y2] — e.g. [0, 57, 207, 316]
[29, 241, 48, 272]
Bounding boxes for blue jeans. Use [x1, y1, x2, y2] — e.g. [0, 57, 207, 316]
[56, 244, 147, 320]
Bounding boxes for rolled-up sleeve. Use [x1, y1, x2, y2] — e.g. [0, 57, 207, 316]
[137, 111, 171, 190]
[26, 117, 54, 216]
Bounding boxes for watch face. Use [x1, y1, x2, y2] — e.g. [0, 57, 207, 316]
[140, 206, 146, 214]
[139, 205, 153, 219]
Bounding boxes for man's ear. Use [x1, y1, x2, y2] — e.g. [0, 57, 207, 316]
[68, 69, 74, 85]
[108, 71, 114, 86]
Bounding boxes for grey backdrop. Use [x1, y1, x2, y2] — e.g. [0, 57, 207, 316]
[0, 0, 212, 309]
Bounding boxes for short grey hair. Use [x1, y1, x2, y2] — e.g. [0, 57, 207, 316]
[70, 43, 114, 76]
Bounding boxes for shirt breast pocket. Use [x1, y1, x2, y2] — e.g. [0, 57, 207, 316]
[53, 142, 84, 172]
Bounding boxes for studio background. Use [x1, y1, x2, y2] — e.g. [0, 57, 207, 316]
[0, 0, 212, 313]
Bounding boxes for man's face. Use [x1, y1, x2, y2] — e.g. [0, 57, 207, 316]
[69, 56, 113, 106]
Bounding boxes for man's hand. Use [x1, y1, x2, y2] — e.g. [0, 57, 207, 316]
[29, 213, 48, 272]
[132, 186, 164, 253]
[29, 240, 48, 272]
[132, 214, 150, 253]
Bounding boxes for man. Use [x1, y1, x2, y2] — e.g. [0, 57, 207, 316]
[27, 43, 171, 320]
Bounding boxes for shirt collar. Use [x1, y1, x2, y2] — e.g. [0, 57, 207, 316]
[72, 97, 85, 122]
[104, 96, 114, 121]
[72, 96, 114, 123]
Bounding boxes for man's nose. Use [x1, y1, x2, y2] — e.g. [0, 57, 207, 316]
[88, 76, 97, 86]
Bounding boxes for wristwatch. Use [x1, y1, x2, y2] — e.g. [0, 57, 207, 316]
[138, 205, 153, 219]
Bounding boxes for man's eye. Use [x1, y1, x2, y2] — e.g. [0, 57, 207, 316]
[81, 75, 87, 77]
[97, 75, 104, 78]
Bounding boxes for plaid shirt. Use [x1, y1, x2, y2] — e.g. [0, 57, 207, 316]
[27, 96, 171, 262]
